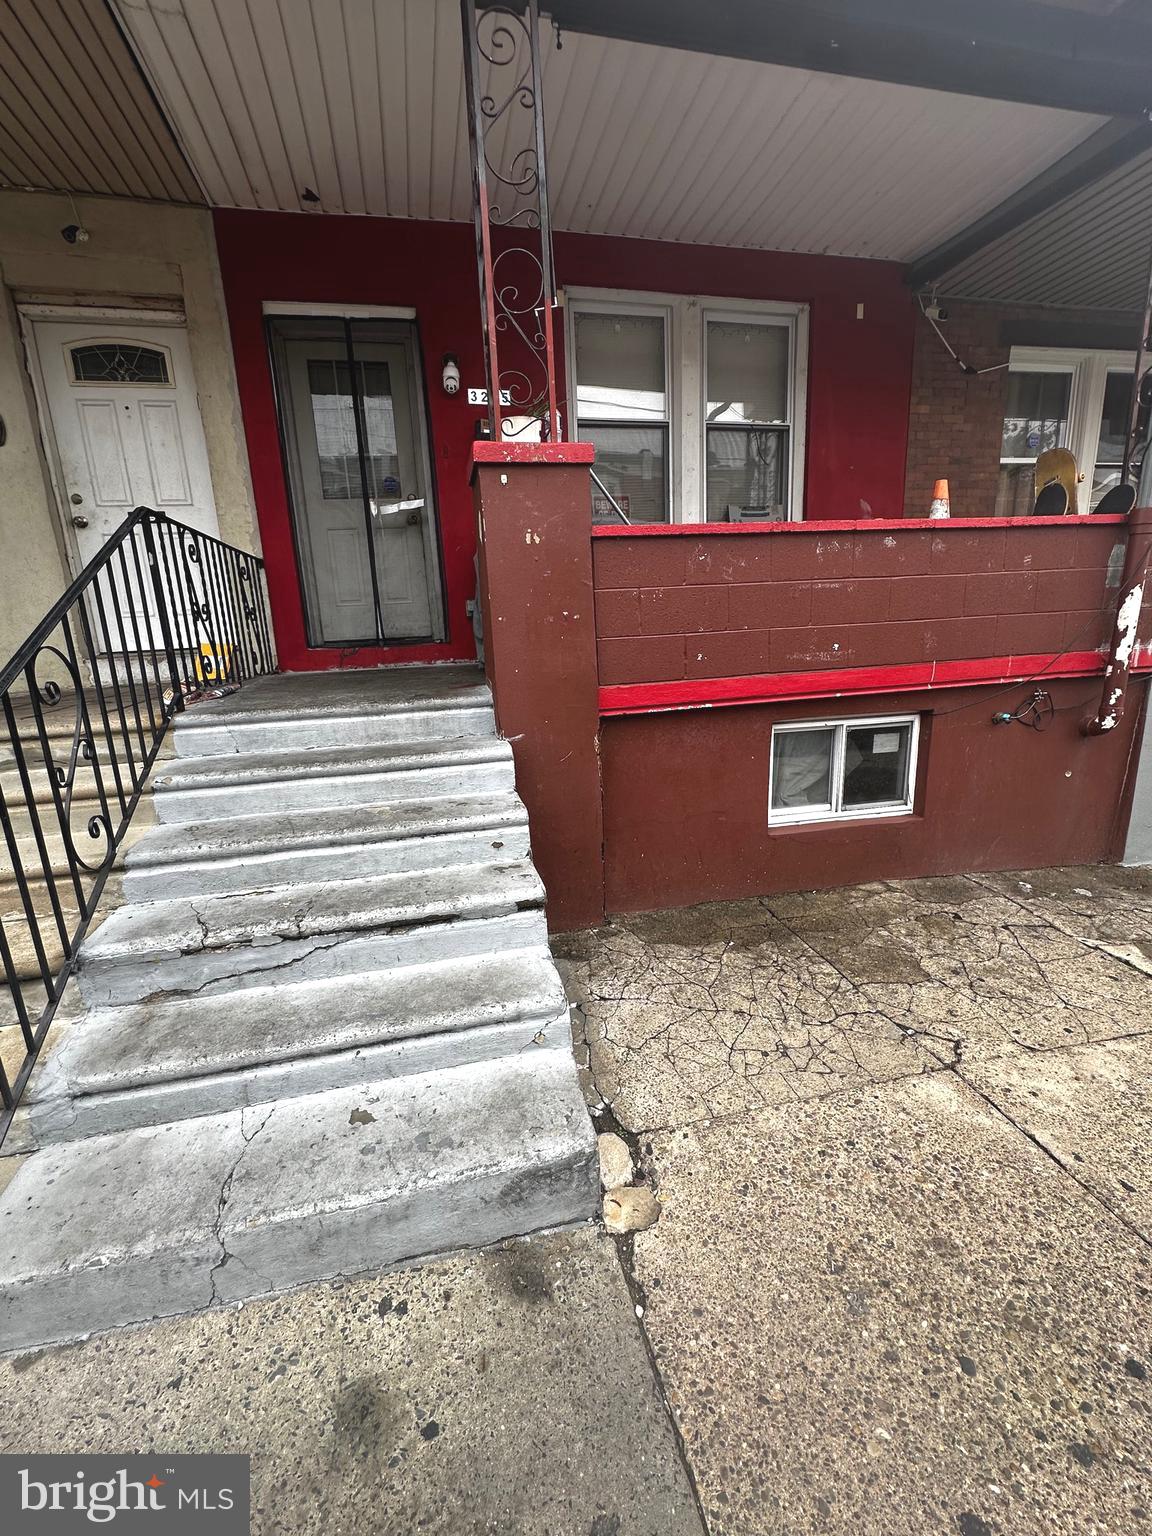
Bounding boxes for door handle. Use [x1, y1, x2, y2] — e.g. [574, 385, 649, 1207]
[370, 497, 424, 521]
[71, 513, 89, 528]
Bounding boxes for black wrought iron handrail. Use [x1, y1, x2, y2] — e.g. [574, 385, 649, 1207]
[0, 507, 275, 1144]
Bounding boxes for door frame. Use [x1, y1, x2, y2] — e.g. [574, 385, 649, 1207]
[19, 301, 192, 578]
[264, 305, 448, 648]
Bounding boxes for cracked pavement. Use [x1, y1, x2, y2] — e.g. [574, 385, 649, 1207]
[555, 864, 1152, 1536]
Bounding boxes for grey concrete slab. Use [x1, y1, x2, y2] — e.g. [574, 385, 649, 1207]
[177, 664, 489, 721]
[634, 1071, 1152, 1536]
[155, 737, 512, 787]
[18, 948, 567, 1144]
[975, 863, 1152, 948]
[764, 875, 1152, 1063]
[963, 1033, 1152, 1233]
[0, 1054, 598, 1350]
[553, 902, 946, 1133]
[0, 1228, 703, 1536]
[79, 862, 547, 1004]
[78, 909, 549, 1008]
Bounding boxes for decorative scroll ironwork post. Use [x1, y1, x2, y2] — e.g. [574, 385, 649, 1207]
[461, 0, 561, 442]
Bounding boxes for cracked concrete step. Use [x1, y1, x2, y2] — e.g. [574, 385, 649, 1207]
[77, 860, 548, 1006]
[152, 738, 515, 822]
[122, 793, 530, 900]
[173, 695, 494, 755]
[15, 948, 568, 1146]
[0, 1050, 599, 1350]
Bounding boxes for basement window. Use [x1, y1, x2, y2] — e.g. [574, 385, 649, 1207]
[769, 715, 919, 826]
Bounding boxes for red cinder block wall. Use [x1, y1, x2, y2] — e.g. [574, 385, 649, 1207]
[593, 520, 1129, 687]
[591, 520, 1147, 914]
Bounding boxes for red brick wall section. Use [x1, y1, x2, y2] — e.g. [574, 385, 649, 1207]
[903, 303, 1009, 519]
[592, 522, 1132, 687]
[902, 299, 1138, 519]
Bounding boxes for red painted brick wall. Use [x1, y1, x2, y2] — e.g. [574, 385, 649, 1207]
[592, 521, 1130, 687]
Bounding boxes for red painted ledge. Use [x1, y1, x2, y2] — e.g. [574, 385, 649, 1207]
[471, 441, 596, 466]
[592, 515, 1128, 537]
[599, 650, 1152, 717]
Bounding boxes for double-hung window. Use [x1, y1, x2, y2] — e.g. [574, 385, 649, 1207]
[997, 347, 1142, 516]
[568, 291, 807, 523]
[572, 305, 671, 524]
[769, 715, 919, 826]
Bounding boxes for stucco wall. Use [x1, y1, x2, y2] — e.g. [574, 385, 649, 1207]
[0, 189, 257, 664]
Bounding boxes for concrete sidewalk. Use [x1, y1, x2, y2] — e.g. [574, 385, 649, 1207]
[555, 864, 1152, 1536]
[2, 1227, 704, 1536]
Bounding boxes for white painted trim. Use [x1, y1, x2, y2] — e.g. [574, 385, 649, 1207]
[1006, 346, 1137, 514]
[768, 713, 920, 827]
[565, 286, 809, 522]
[16, 303, 186, 324]
[262, 301, 418, 319]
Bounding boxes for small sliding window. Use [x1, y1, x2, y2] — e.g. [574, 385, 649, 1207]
[769, 715, 919, 826]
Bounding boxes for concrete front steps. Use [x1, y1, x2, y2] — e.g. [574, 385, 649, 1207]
[0, 666, 596, 1351]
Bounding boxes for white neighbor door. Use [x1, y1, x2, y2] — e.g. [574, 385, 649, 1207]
[30, 318, 220, 649]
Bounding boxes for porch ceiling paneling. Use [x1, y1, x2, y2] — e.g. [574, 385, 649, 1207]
[111, 0, 1107, 263]
[0, 0, 202, 202]
[933, 148, 1152, 312]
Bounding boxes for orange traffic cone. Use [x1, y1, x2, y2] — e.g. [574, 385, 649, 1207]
[929, 478, 951, 519]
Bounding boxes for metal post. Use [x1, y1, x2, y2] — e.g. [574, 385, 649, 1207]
[460, 0, 561, 442]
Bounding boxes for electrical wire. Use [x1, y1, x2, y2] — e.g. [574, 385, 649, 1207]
[916, 292, 1010, 377]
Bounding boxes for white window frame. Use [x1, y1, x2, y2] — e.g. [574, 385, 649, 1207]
[1004, 347, 1136, 515]
[564, 287, 809, 522]
[768, 713, 920, 827]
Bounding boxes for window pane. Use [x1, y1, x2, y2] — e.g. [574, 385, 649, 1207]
[584, 424, 668, 523]
[1097, 371, 1132, 463]
[842, 723, 912, 809]
[996, 464, 1034, 517]
[706, 320, 789, 424]
[706, 427, 786, 520]
[71, 343, 169, 385]
[574, 312, 665, 422]
[307, 359, 400, 502]
[771, 728, 835, 811]
[1001, 372, 1070, 459]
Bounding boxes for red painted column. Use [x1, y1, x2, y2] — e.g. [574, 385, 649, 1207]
[471, 442, 605, 931]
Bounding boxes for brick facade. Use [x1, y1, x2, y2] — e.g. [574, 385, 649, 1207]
[903, 302, 1009, 519]
[901, 299, 1137, 519]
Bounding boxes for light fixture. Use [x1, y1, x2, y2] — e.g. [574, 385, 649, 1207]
[441, 354, 461, 396]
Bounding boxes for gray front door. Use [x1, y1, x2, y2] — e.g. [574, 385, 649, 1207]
[271, 318, 444, 646]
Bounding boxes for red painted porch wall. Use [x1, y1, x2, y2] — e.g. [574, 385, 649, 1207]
[213, 210, 916, 670]
[601, 677, 1144, 914]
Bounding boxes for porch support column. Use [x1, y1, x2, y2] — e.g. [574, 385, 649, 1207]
[471, 441, 604, 932]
